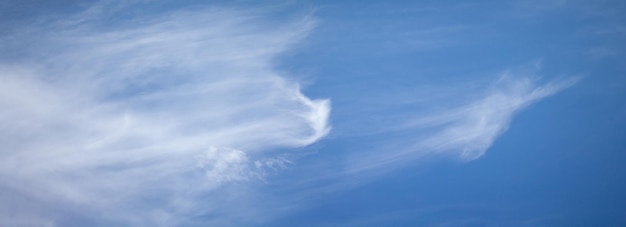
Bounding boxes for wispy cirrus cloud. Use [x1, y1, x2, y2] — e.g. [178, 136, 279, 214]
[0, 1, 585, 225]
[260, 65, 578, 217]
[0, 2, 329, 226]
[337, 65, 579, 174]
[413, 74, 578, 160]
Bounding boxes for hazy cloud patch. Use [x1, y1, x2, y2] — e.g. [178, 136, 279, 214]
[0, 3, 329, 225]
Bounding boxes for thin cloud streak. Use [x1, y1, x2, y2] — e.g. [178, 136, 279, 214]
[0, 3, 329, 226]
[415, 74, 578, 160]
[258, 68, 579, 219]
[340, 68, 579, 174]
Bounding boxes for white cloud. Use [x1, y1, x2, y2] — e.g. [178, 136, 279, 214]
[343, 68, 578, 174]
[0, 3, 329, 226]
[243, 66, 579, 221]
[416, 74, 578, 160]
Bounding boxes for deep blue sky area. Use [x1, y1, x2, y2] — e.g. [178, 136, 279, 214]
[0, 0, 625, 226]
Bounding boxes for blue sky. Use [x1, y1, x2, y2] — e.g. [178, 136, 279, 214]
[0, 0, 625, 226]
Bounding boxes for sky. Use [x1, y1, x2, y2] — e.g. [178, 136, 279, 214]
[0, 0, 625, 226]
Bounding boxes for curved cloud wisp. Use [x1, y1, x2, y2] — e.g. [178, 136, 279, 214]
[0, 4, 329, 226]
[343, 72, 578, 174]
[416, 75, 578, 160]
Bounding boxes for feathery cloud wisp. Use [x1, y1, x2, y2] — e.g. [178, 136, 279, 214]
[416, 75, 577, 160]
[344, 70, 578, 174]
[0, 4, 329, 226]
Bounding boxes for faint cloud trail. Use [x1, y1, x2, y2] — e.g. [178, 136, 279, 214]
[343, 67, 579, 174]
[416, 74, 578, 160]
